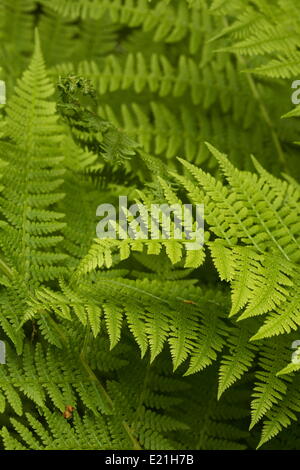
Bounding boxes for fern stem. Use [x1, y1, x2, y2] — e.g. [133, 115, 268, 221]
[242, 64, 286, 167]
[221, 17, 286, 168]
[223, 17, 287, 170]
[130, 361, 151, 435]
[101, 279, 171, 305]
[49, 316, 143, 450]
[0, 256, 13, 280]
[79, 353, 143, 450]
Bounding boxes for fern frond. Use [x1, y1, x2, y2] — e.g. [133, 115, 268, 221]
[0, 32, 67, 285]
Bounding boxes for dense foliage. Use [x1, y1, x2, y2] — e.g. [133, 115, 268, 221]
[0, 0, 299, 450]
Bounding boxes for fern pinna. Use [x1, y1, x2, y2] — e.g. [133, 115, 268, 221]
[0, 0, 299, 452]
